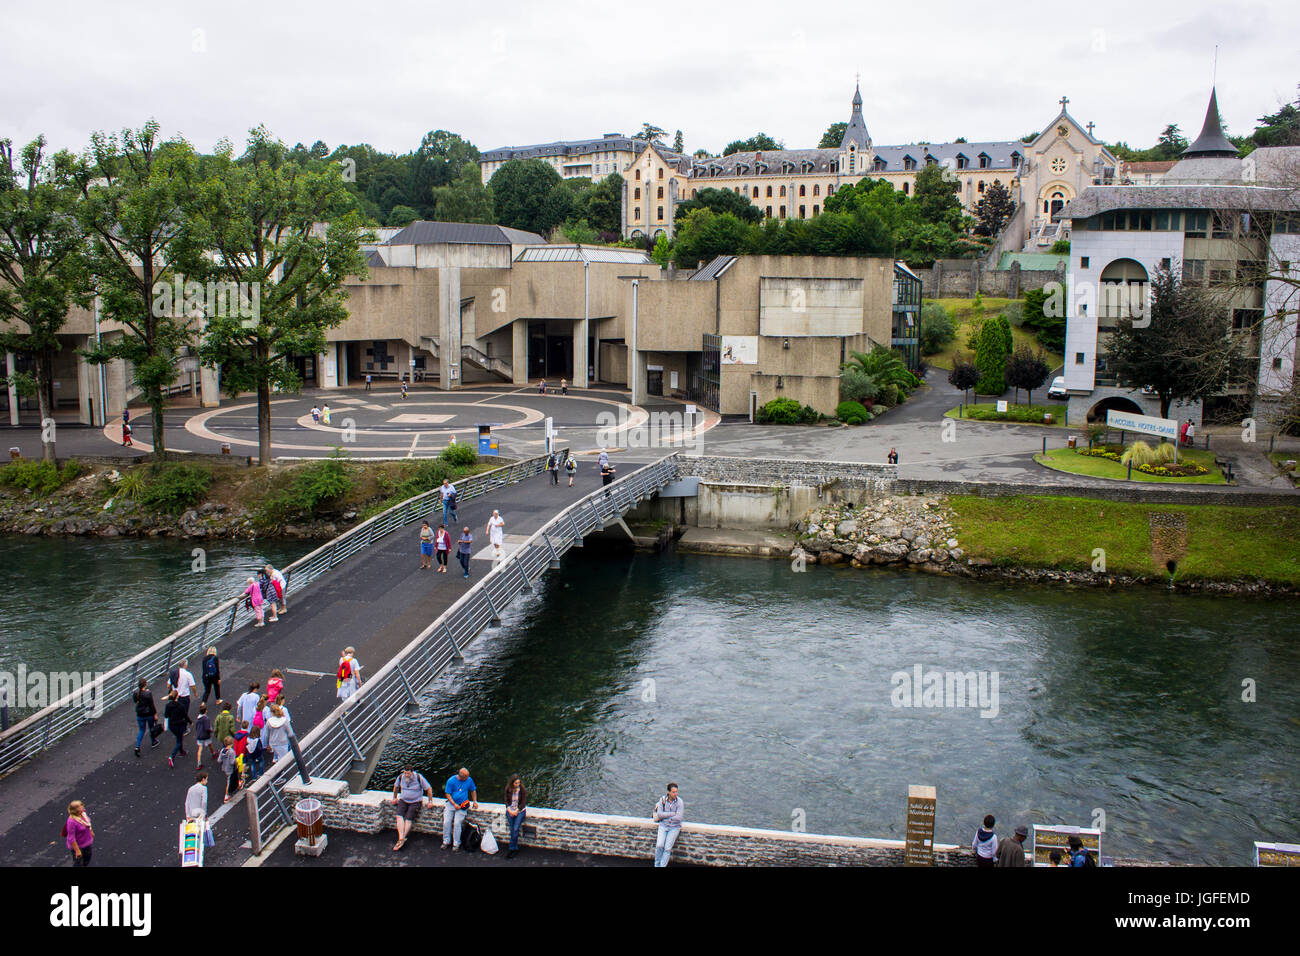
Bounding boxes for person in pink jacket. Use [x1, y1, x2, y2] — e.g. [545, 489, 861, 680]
[244, 576, 265, 627]
[64, 800, 94, 866]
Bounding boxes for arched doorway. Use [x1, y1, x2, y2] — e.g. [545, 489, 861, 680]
[1098, 258, 1148, 324]
[1086, 395, 1143, 423]
[1039, 183, 1073, 220]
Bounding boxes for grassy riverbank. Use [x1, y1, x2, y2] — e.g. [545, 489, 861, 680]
[948, 494, 1300, 586]
[0, 451, 499, 538]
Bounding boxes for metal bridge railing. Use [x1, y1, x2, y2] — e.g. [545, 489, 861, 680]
[244, 453, 681, 853]
[0, 452, 556, 775]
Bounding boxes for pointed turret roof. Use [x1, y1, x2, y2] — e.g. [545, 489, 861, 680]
[1182, 87, 1238, 158]
[840, 80, 871, 150]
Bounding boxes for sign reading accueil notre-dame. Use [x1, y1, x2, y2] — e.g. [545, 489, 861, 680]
[905, 785, 937, 866]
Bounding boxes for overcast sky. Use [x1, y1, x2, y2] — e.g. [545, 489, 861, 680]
[4, 0, 1297, 158]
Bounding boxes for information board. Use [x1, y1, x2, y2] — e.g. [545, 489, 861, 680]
[1106, 409, 1177, 441]
[904, 785, 937, 866]
[1255, 841, 1300, 866]
[1031, 824, 1101, 866]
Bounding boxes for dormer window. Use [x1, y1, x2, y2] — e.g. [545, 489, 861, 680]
[903, 155, 916, 171]
[829, 160, 839, 173]
[924, 155, 937, 166]
[1010, 151, 1021, 167]
[873, 156, 887, 172]
[956, 153, 969, 170]
[978, 152, 991, 169]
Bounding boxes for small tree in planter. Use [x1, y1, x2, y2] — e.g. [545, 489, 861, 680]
[948, 356, 980, 409]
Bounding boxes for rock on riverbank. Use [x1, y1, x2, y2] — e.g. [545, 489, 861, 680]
[791, 496, 962, 572]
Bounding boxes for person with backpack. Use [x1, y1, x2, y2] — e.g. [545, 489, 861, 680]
[64, 800, 94, 866]
[503, 774, 528, 859]
[435, 523, 451, 573]
[200, 646, 221, 705]
[265, 564, 288, 615]
[441, 767, 478, 851]
[652, 782, 685, 867]
[546, 452, 559, 485]
[258, 567, 279, 623]
[132, 678, 159, 758]
[218, 737, 241, 804]
[972, 813, 998, 868]
[337, 647, 362, 700]
[564, 454, 577, 487]
[193, 702, 213, 769]
[390, 764, 433, 852]
[244, 726, 265, 781]
[164, 690, 191, 768]
[1068, 835, 1097, 867]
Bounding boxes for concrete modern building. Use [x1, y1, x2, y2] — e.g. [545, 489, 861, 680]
[620, 85, 1120, 252]
[1059, 89, 1300, 426]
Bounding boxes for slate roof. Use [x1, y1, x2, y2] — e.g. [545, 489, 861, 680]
[1183, 88, 1239, 159]
[684, 140, 1025, 179]
[483, 135, 649, 162]
[1061, 184, 1298, 218]
[387, 221, 545, 246]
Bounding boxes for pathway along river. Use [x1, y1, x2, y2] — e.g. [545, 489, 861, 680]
[3, 536, 1295, 864]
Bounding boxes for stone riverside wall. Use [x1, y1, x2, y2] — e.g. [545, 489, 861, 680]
[281, 778, 968, 866]
[675, 456, 1298, 508]
[917, 260, 1064, 299]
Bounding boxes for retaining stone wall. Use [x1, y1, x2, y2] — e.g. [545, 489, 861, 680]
[282, 778, 968, 867]
[679, 455, 896, 491]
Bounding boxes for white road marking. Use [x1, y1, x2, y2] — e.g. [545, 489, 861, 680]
[408, 433, 421, 457]
[285, 668, 330, 678]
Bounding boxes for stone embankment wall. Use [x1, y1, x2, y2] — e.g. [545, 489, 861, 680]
[280, 777, 968, 866]
[916, 259, 1064, 299]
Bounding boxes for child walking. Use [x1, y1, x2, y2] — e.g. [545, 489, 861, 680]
[218, 736, 241, 803]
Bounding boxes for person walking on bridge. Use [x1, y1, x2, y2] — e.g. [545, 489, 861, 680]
[265, 703, 293, 765]
[237, 683, 261, 729]
[390, 764, 433, 852]
[185, 771, 209, 823]
[258, 567, 280, 623]
[487, 510, 505, 560]
[133, 678, 159, 757]
[564, 453, 576, 487]
[244, 577, 266, 628]
[265, 564, 288, 615]
[435, 523, 451, 573]
[165, 690, 191, 767]
[440, 479, 458, 524]
[63, 800, 94, 866]
[169, 659, 195, 721]
[457, 526, 473, 578]
[441, 767, 478, 851]
[267, 669, 285, 703]
[201, 647, 221, 706]
[337, 648, 362, 700]
[419, 520, 434, 569]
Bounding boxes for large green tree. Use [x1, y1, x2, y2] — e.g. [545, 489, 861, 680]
[0, 137, 92, 460]
[582, 172, 623, 236]
[432, 161, 494, 224]
[194, 127, 370, 464]
[409, 130, 480, 219]
[80, 121, 205, 461]
[1107, 263, 1251, 419]
[723, 133, 782, 155]
[491, 159, 562, 234]
[673, 186, 762, 223]
[973, 319, 1008, 395]
[819, 122, 847, 149]
[974, 180, 1015, 236]
[911, 163, 963, 229]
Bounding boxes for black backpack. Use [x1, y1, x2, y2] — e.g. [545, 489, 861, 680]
[461, 820, 482, 852]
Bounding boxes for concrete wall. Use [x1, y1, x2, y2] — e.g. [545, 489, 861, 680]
[281, 777, 968, 867]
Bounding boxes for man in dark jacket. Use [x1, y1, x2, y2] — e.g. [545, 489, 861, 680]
[132, 679, 159, 757]
[996, 825, 1029, 867]
[164, 691, 191, 767]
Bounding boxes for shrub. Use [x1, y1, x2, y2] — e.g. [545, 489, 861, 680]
[140, 463, 213, 513]
[961, 403, 1063, 424]
[0, 459, 83, 495]
[1000, 302, 1024, 327]
[1154, 442, 1178, 463]
[839, 367, 879, 405]
[755, 398, 803, 425]
[255, 456, 354, 528]
[1085, 423, 1108, 446]
[919, 303, 956, 355]
[800, 404, 820, 424]
[439, 443, 478, 467]
[392, 459, 454, 501]
[836, 400, 868, 425]
[974, 320, 1008, 395]
[1121, 440, 1158, 467]
[1050, 239, 1071, 255]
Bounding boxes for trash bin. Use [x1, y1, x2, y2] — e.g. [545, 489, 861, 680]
[1043, 413, 1054, 425]
[294, 798, 324, 846]
[8, 447, 19, 461]
[1067, 436, 1077, 449]
[221, 443, 231, 455]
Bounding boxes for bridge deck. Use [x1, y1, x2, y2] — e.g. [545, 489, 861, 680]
[0, 466, 609, 867]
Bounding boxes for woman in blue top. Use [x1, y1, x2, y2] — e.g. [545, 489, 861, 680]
[457, 527, 473, 578]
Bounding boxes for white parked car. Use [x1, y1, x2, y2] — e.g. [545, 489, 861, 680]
[1047, 376, 1067, 399]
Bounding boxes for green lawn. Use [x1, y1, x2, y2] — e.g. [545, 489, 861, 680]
[925, 297, 1063, 372]
[945, 403, 1068, 427]
[948, 494, 1300, 585]
[1034, 447, 1226, 484]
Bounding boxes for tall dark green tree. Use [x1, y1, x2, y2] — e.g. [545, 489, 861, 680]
[432, 162, 494, 224]
[582, 173, 623, 236]
[194, 127, 370, 464]
[974, 180, 1015, 236]
[80, 121, 205, 461]
[973, 320, 1008, 395]
[723, 133, 782, 155]
[672, 130, 684, 153]
[911, 163, 963, 228]
[638, 123, 666, 143]
[0, 137, 92, 460]
[491, 159, 562, 234]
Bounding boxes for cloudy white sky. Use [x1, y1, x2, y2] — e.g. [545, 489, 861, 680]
[4, 0, 1297, 157]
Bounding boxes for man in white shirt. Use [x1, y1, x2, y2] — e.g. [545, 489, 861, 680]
[185, 771, 209, 820]
[170, 660, 196, 723]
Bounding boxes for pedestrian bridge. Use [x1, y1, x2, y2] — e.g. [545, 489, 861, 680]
[0, 451, 679, 865]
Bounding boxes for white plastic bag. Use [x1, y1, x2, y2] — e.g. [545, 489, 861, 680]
[480, 824, 498, 855]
